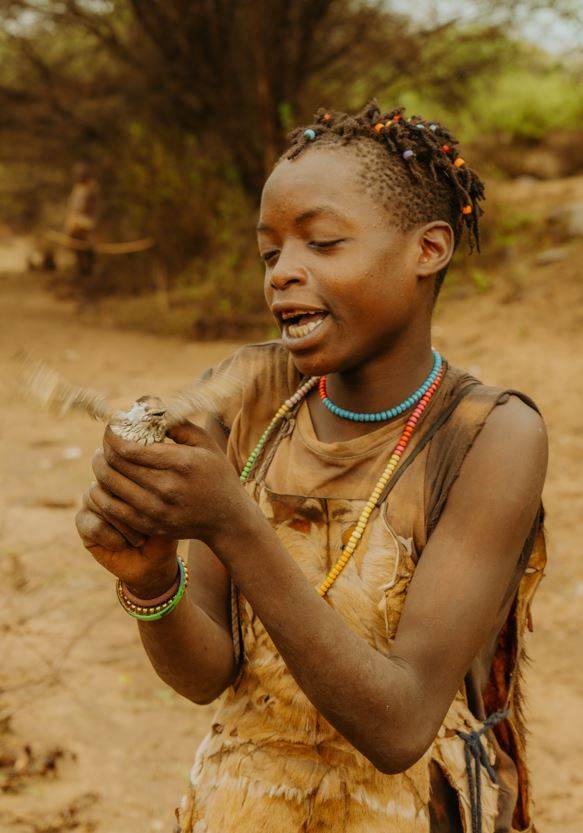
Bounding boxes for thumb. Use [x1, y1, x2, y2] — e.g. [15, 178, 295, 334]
[166, 420, 206, 447]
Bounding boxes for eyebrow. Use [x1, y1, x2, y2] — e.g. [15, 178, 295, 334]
[256, 205, 348, 233]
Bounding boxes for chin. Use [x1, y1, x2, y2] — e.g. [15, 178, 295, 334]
[287, 347, 345, 379]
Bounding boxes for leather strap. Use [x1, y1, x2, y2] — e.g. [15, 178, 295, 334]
[376, 381, 480, 507]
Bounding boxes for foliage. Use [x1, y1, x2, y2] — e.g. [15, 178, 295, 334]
[0, 1, 580, 325]
[461, 62, 583, 140]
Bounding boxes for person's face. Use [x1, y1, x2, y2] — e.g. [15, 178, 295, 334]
[258, 147, 436, 378]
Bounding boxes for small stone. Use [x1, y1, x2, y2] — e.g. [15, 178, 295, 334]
[547, 201, 583, 240]
[536, 247, 568, 266]
[62, 446, 82, 460]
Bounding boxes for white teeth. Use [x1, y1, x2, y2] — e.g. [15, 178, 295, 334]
[281, 309, 322, 321]
[285, 313, 326, 339]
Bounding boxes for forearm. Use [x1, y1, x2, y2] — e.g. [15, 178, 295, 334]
[137, 587, 236, 705]
[211, 508, 422, 772]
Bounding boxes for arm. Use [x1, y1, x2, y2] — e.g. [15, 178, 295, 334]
[136, 415, 236, 703]
[76, 418, 236, 705]
[135, 537, 236, 704]
[91, 397, 547, 773]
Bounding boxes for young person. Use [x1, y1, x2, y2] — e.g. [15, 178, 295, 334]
[76, 103, 547, 833]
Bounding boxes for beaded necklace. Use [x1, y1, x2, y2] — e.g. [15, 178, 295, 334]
[319, 349, 442, 422]
[240, 365, 445, 597]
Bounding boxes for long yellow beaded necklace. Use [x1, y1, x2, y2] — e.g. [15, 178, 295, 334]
[240, 367, 445, 597]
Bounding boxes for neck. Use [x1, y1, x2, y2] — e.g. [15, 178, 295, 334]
[306, 327, 436, 444]
[326, 330, 435, 416]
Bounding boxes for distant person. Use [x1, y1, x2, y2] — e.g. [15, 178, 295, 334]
[76, 103, 547, 833]
[64, 162, 99, 277]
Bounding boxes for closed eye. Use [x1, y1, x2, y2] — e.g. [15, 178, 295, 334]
[309, 239, 346, 250]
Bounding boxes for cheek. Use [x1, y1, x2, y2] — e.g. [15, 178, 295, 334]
[345, 247, 410, 309]
[263, 268, 273, 304]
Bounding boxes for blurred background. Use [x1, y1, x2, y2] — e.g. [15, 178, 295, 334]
[0, 2, 581, 832]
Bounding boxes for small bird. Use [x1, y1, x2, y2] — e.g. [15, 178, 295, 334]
[21, 359, 240, 444]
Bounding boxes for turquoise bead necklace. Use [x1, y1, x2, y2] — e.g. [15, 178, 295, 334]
[318, 349, 442, 422]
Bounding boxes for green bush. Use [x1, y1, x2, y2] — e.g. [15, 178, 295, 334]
[461, 64, 583, 140]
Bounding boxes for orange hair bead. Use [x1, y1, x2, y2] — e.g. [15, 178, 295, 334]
[323, 114, 331, 121]
[393, 114, 402, 121]
[441, 144, 451, 153]
[374, 122, 384, 133]
[454, 157, 466, 168]
[462, 204, 472, 215]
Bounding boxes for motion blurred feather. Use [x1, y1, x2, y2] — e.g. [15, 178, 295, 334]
[20, 358, 242, 443]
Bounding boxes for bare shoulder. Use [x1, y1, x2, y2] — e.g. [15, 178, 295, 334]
[458, 393, 548, 506]
[481, 394, 547, 464]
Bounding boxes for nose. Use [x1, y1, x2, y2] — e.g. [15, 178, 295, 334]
[269, 248, 307, 291]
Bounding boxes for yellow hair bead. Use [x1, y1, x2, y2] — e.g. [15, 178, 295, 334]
[462, 204, 473, 215]
[454, 157, 465, 168]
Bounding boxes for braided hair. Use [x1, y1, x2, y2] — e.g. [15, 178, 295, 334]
[284, 101, 485, 294]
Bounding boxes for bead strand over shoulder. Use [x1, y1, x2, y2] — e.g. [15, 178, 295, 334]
[240, 359, 445, 596]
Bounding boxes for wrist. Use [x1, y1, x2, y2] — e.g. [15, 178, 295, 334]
[207, 497, 267, 566]
[125, 561, 180, 600]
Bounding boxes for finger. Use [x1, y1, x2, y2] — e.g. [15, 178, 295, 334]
[83, 490, 146, 548]
[101, 442, 166, 490]
[105, 426, 171, 469]
[88, 482, 158, 536]
[75, 507, 130, 552]
[93, 448, 159, 509]
[166, 420, 209, 447]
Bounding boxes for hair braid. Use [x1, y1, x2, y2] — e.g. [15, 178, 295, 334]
[283, 101, 486, 292]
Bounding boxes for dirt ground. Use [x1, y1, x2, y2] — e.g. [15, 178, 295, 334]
[1, 178, 582, 832]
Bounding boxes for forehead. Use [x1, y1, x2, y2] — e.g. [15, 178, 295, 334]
[260, 145, 390, 226]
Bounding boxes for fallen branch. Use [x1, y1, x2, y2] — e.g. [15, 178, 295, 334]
[44, 230, 156, 255]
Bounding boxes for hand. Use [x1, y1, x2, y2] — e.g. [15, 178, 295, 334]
[75, 493, 179, 597]
[88, 422, 252, 549]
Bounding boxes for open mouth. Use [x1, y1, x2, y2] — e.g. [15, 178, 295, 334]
[279, 309, 328, 340]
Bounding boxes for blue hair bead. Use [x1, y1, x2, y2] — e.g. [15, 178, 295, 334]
[304, 128, 316, 141]
[429, 124, 439, 132]
[416, 123, 425, 130]
[402, 149, 415, 161]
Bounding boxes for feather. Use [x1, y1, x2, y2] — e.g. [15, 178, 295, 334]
[20, 358, 242, 443]
[21, 359, 111, 422]
[164, 370, 241, 429]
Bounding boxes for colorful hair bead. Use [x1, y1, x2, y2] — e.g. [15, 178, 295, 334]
[304, 128, 316, 141]
[429, 124, 439, 132]
[416, 123, 425, 130]
[393, 114, 402, 122]
[402, 149, 415, 161]
[454, 157, 465, 168]
[462, 204, 473, 215]
[374, 122, 384, 133]
[441, 144, 451, 153]
[323, 114, 331, 122]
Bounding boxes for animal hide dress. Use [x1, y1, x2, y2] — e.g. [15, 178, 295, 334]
[176, 343, 546, 833]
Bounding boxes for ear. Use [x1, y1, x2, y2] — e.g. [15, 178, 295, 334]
[415, 221, 455, 278]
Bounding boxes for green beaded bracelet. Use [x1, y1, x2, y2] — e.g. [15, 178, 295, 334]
[116, 557, 188, 621]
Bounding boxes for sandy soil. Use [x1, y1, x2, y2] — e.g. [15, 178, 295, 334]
[1, 179, 582, 832]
